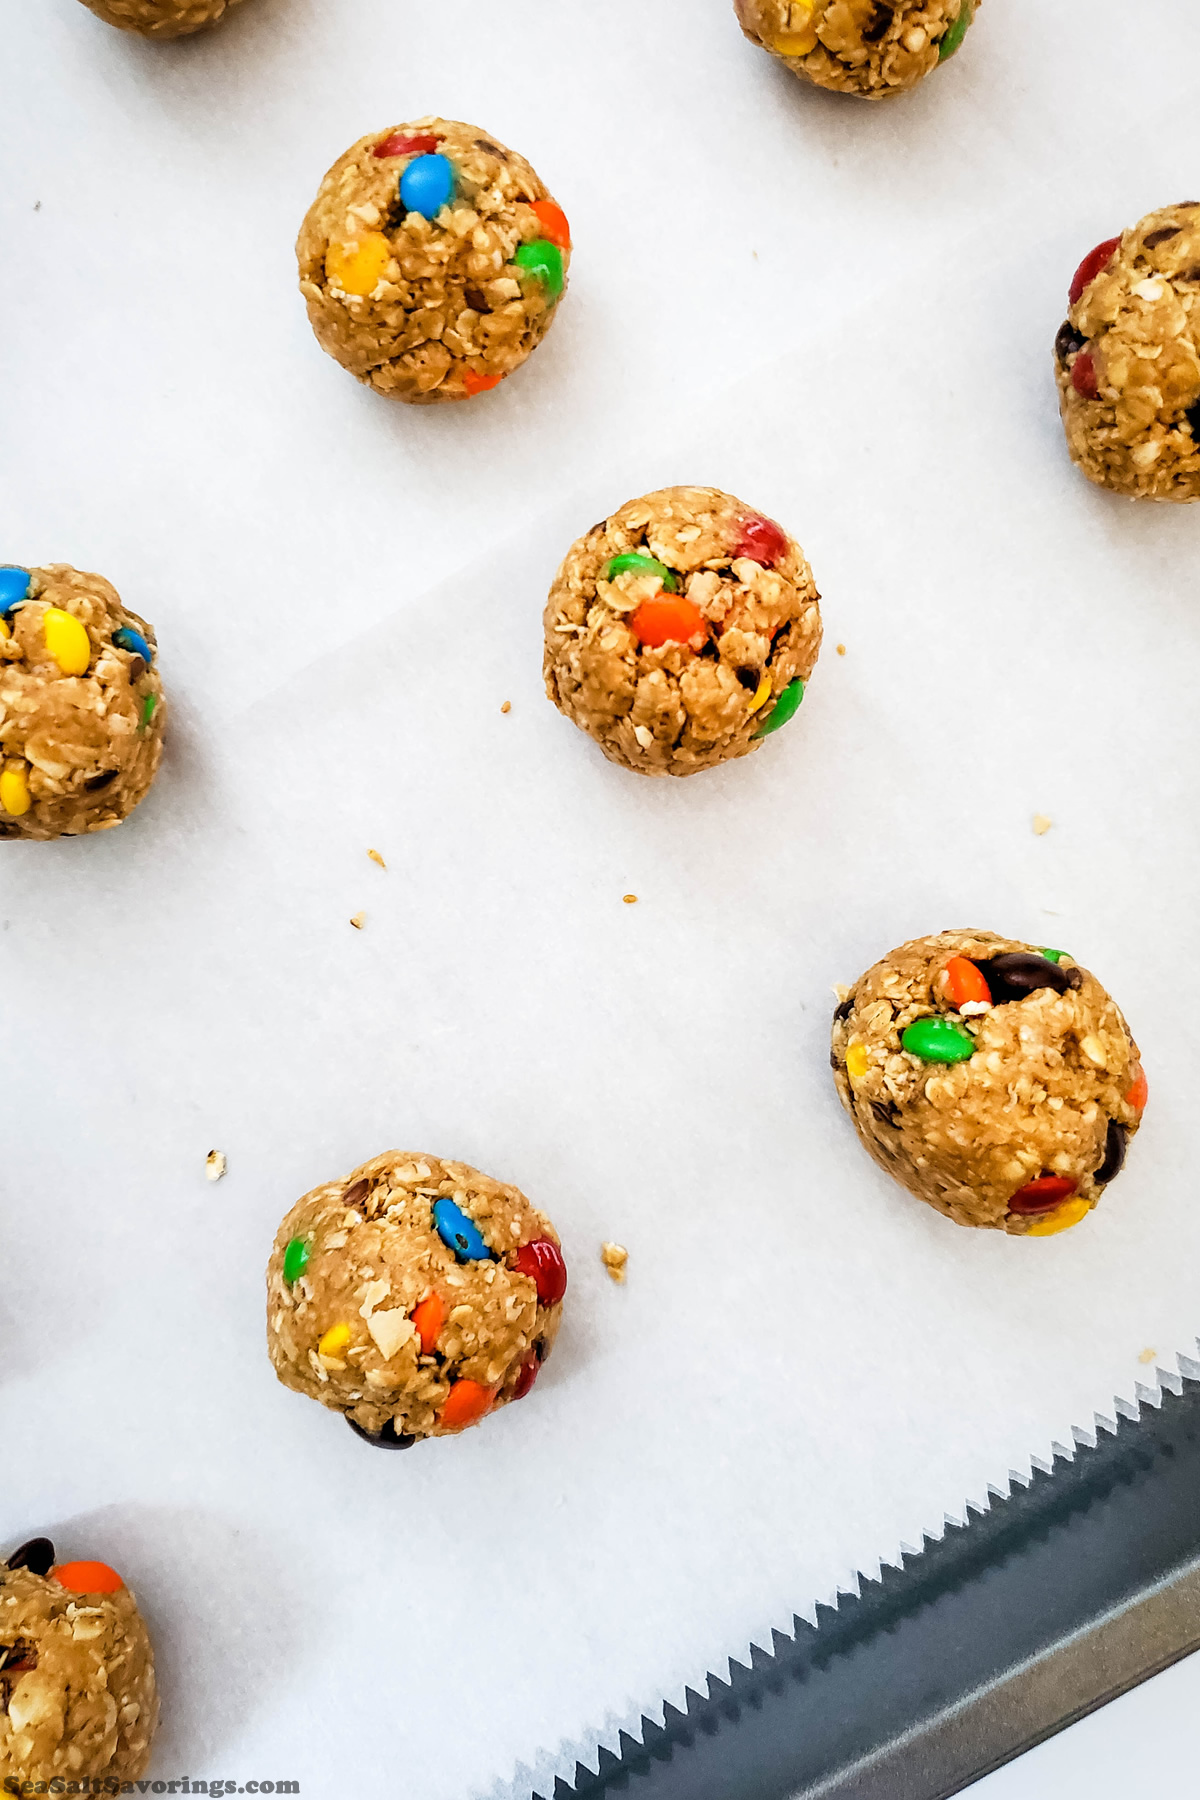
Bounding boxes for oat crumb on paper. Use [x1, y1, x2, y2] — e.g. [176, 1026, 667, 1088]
[205, 1150, 227, 1182]
[368, 848, 386, 868]
[1138, 1347, 1158, 1364]
[836, 643, 846, 655]
[601, 1242, 628, 1282]
[1033, 813, 1053, 836]
[500, 701, 512, 714]
[623, 894, 638, 905]
[350, 912, 366, 930]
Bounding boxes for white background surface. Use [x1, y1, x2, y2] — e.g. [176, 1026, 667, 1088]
[2, 1, 1200, 1797]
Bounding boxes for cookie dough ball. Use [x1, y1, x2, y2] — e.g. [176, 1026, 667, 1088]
[266, 1152, 567, 1446]
[78, 0, 243, 35]
[544, 487, 821, 777]
[734, 0, 977, 98]
[1055, 204, 1200, 501]
[0, 565, 166, 841]
[831, 931, 1147, 1234]
[297, 119, 571, 405]
[1, 1537, 158, 1789]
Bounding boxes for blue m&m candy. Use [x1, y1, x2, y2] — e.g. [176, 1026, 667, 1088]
[0, 567, 32, 617]
[113, 626, 152, 664]
[432, 1196, 491, 1262]
[400, 154, 455, 221]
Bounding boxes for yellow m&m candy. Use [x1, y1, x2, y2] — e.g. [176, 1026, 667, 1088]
[1025, 1197, 1092, 1237]
[43, 607, 91, 675]
[0, 763, 32, 817]
[326, 232, 392, 298]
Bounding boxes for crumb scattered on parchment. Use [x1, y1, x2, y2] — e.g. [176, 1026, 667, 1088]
[833, 983, 850, 1002]
[500, 701, 512, 714]
[836, 643, 846, 656]
[623, 894, 638, 905]
[205, 1150, 227, 1182]
[1138, 1348, 1157, 1364]
[1033, 814, 1053, 836]
[350, 912, 365, 930]
[368, 848, 386, 869]
[601, 1242, 628, 1283]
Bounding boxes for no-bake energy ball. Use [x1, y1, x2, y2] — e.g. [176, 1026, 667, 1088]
[297, 119, 571, 405]
[267, 1152, 567, 1447]
[831, 931, 1147, 1235]
[1, 1538, 158, 1790]
[77, 0, 244, 36]
[734, 0, 977, 98]
[544, 486, 822, 777]
[0, 565, 165, 841]
[1055, 204, 1200, 501]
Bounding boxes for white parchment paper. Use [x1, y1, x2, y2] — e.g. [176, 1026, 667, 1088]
[3, 2, 1200, 1796]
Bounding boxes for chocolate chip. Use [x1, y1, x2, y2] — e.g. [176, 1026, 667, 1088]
[533, 1336, 548, 1363]
[464, 286, 489, 313]
[474, 139, 503, 155]
[1055, 320, 1085, 365]
[346, 1416, 417, 1450]
[829, 1050, 841, 1071]
[6, 1539, 54, 1576]
[588, 520, 608, 536]
[1184, 400, 1200, 439]
[342, 1178, 370, 1211]
[1142, 226, 1181, 249]
[861, 2, 890, 40]
[871, 1099, 900, 1127]
[1182, 268, 1200, 285]
[84, 770, 118, 791]
[833, 995, 854, 1023]
[127, 655, 147, 682]
[735, 666, 762, 692]
[977, 953, 1078, 1005]
[1094, 1120, 1128, 1187]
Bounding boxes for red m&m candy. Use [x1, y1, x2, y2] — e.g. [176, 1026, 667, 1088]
[733, 515, 789, 569]
[1069, 236, 1121, 305]
[1009, 1176, 1078, 1216]
[513, 1238, 567, 1307]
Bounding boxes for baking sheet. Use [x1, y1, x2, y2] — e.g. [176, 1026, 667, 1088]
[3, 2, 1200, 1797]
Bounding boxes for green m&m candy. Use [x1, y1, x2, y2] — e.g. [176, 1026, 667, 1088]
[938, 0, 973, 61]
[513, 240, 565, 300]
[282, 1237, 311, 1284]
[901, 1017, 975, 1063]
[753, 678, 804, 739]
[603, 553, 678, 592]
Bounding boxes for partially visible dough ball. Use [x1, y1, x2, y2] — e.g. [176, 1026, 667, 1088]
[78, 0, 244, 35]
[0, 1538, 158, 1789]
[266, 1152, 567, 1446]
[0, 565, 166, 841]
[1055, 203, 1200, 502]
[297, 119, 571, 405]
[734, 0, 977, 98]
[543, 486, 822, 777]
[830, 931, 1147, 1234]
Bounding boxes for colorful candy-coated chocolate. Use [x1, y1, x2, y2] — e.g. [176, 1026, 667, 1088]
[938, 0, 972, 61]
[410, 1291, 446, 1354]
[1126, 1065, 1149, 1112]
[604, 552, 678, 592]
[400, 153, 455, 219]
[513, 240, 565, 299]
[845, 1041, 869, 1081]
[326, 232, 392, 297]
[748, 672, 772, 712]
[513, 1351, 540, 1401]
[513, 1238, 568, 1308]
[53, 1560, 123, 1595]
[1069, 236, 1122, 305]
[629, 593, 706, 649]
[530, 199, 571, 250]
[43, 607, 91, 676]
[439, 1378, 495, 1430]
[752, 678, 804, 739]
[432, 1196, 491, 1262]
[0, 765, 31, 817]
[1094, 1120, 1128, 1187]
[1009, 1175, 1078, 1215]
[374, 131, 439, 159]
[0, 566, 31, 615]
[1071, 349, 1099, 399]
[982, 952, 1076, 1004]
[141, 694, 158, 730]
[0, 618, 9, 640]
[1039, 948, 1066, 963]
[943, 956, 991, 1009]
[282, 1237, 311, 1284]
[733, 515, 789, 569]
[113, 626, 152, 664]
[1025, 1196, 1091, 1236]
[6, 1538, 55, 1576]
[901, 1016, 975, 1063]
[318, 1323, 351, 1358]
[462, 368, 503, 397]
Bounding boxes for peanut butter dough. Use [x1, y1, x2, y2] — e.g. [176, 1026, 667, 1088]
[1, 1538, 158, 1790]
[1056, 203, 1200, 502]
[297, 118, 571, 405]
[266, 1152, 567, 1446]
[831, 931, 1146, 1234]
[543, 486, 822, 777]
[734, 0, 977, 98]
[78, 0, 244, 35]
[0, 565, 166, 841]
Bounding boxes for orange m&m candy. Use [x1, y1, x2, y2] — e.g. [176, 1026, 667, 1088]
[943, 957, 991, 1009]
[628, 594, 706, 649]
[1125, 1065, 1149, 1112]
[529, 200, 571, 249]
[411, 1291, 446, 1355]
[439, 1379, 496, 1431]
[54, 1560, 123, 1595]
[463, 368, 503, 397]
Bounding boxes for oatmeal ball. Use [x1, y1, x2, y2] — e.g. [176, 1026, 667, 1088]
[734, 0, 977, 98]
[831, 931, 1147, 1234]
[297, 118, 571, 405]
[544, 487, 822, 778]
[0, 565, 165, 841]
[267, 1151, 567, 1446]
[1, 1537, 158, 1789]
[1056, 204, 1200, 501]
[77, 0, 244, 36]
